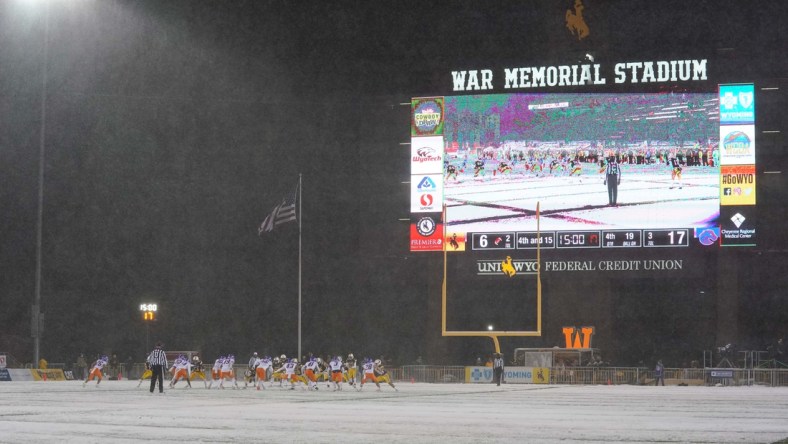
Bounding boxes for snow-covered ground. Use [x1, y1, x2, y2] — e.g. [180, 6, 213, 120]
[1, 381, 786, 443]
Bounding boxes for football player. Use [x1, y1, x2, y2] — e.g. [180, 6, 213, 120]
[374, 359, 398, 391]
[207, 356, 224, 389]
[170, 354, 192, 388]
[219, 354, 239, 389]
[668, 153, 683, 189]
[344, 353, 357, 387]
[359, 358, 381, 391]
[189, 355, 208, 388]
[83, 355, 108, 387]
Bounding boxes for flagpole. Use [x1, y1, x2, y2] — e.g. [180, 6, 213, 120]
[298, 173, 302, 362]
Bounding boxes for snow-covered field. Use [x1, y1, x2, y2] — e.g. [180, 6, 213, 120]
[1, 381, 786, 443]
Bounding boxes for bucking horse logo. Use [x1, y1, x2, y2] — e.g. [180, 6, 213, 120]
[501, 256, 516, 277]
[566, 0, 590, 41]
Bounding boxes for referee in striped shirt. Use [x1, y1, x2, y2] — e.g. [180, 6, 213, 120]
[493, 353, 505, 386]
[147, 342, 168, 393]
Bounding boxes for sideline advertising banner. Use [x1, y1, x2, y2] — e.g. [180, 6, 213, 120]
[466, 366, 550, 384]
[0, 369, 68, 381]
[31, 369, 66, 381]
[6, 369, 33, 381]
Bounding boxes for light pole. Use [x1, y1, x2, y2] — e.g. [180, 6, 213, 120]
[32, 0, 50, 366]
[140, 303, 158, 353]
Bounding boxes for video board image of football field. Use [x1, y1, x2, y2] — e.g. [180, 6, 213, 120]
[442, 93, 721, 234]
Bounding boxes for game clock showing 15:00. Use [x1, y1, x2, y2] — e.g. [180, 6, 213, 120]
[556, 231, 601, 248]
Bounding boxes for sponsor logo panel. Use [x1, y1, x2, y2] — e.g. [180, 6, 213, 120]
[720, 165, 756, 205]
[466, 366, 549, 384]
[719, 124, 755, 165]
[410, 212, 444, 252]
[411, 97, 445, 136]
[719, 206, 757, 246]
[410, 174, 443, 213]
[410, 136, 444, 175]
[719, 84, 755, 125]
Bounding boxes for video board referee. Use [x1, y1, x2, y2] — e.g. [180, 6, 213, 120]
[604, 156, 621, 206]
[147, 341, 168, 393]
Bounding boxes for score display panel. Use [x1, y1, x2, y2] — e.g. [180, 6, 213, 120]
[410, 86, 757, 333]
[469, 228, 688, 250]
[410, 86, 758, 253]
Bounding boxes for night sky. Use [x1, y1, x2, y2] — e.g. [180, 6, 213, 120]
[1, 0, 786, 367]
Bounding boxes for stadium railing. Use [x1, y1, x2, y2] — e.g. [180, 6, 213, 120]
[390, 365, 788, 387]
[391, 365, 466, 383]
[0, 353, 25, 369]
[15, 363, 787, 386]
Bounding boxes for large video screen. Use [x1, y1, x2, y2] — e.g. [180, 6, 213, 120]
[410, 87, 757, 252]
[446, 92, 718, 226]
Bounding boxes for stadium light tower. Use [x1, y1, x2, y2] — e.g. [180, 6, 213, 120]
[140, 303, 158, 352]
[32, 0, 50, 367]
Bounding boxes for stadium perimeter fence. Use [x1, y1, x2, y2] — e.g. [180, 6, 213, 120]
[10, 363, 788, 387]
[388, 365, 788, 387]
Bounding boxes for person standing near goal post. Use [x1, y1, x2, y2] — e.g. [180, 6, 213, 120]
[493, 353, 505, 386]
[148, 342, 168, 394]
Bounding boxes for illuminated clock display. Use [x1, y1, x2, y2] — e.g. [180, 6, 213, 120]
[139, 303, 158, 312]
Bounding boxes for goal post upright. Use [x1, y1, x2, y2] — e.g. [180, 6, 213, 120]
[441, 202, 542, 356]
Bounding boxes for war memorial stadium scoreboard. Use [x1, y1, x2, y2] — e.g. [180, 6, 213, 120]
[409, 77, 757, 255]
[407, 58, 758, 333]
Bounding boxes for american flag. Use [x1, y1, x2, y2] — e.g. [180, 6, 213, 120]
[258, 182, 298, 235]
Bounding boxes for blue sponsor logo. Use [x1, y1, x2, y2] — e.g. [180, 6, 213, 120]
[417, 176, 437, 191]
[505, 370, 532, 379]
[471, 367, 493, 382]
[722, 130, 751, 154]
[709, 370, 734, 378]
[695, 227, 720, 246]
[0, 368, 11, 381]
[719, 84, 754, 124]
